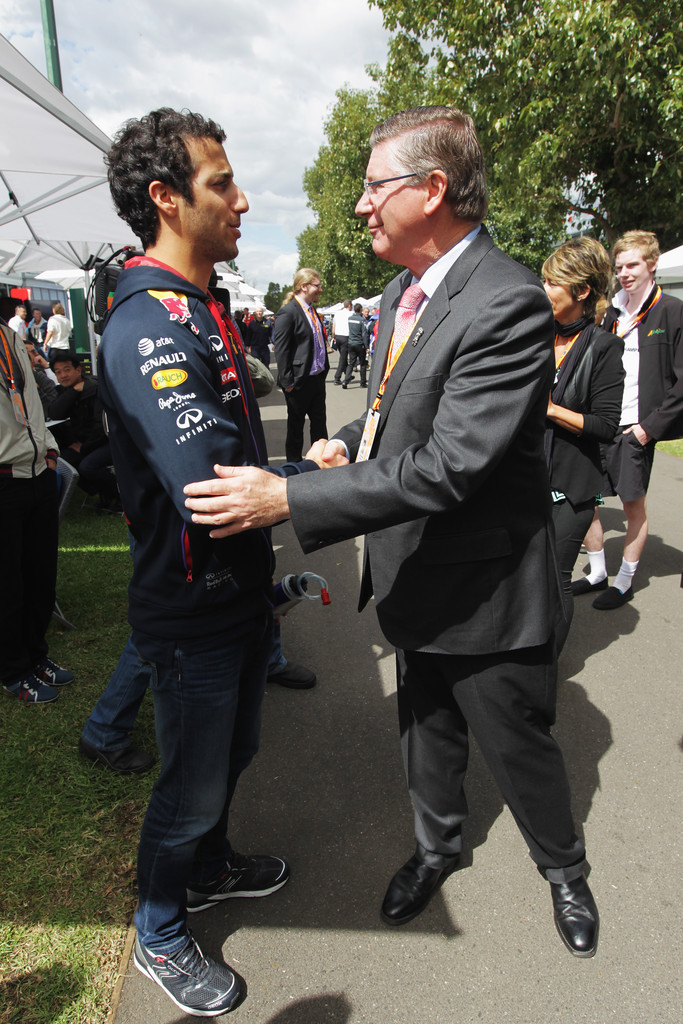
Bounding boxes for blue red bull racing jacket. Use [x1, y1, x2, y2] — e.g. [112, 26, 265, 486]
[99, 258, 315, 640]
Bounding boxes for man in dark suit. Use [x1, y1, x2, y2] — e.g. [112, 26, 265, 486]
[273, 269, 329, 461]
[185, 106, 599, 958]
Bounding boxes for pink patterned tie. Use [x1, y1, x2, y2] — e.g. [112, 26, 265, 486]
[393, 283, 426, 350]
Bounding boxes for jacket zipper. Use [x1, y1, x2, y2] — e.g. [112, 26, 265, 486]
[181, 524, 193, 582]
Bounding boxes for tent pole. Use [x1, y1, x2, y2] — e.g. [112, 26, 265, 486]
[40, 0, 63, 91]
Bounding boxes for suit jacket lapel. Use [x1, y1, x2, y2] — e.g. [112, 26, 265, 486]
[372, 227, 495, 419]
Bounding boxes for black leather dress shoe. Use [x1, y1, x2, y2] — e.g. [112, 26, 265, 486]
[550, 876, 599, 957]
[571, 577, 608, 596]
[79, 737, 155, 775]
[381, 852, 459, 925]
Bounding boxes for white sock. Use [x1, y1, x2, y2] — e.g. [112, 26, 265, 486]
[613, 559, 638, 594]
[586, 549, 607, 585]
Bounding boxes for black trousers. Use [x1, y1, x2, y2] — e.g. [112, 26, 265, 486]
[283, 372, 327, 462]
[396, 642, 585, 881]
[333, 339, 349, 382]
[60, 440, 117, 499]
[343, 346, 367, 386]
[551, 497, 595, 654]
[0, 470, 59, 684]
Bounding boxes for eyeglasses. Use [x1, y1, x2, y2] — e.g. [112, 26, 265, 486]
[363, 172, 418, 198]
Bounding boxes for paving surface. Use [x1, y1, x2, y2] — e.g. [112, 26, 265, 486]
[114, 361, 682, 1024]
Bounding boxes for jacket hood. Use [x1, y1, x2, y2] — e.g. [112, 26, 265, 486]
[110, 260, 209, 315]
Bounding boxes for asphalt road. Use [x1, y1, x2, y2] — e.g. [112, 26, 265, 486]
[114, 359, 682, 1024]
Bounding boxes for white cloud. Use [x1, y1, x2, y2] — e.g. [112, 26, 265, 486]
[1, 0, 390, 286]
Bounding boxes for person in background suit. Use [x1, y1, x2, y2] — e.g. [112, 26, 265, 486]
[273, 268, 329, 461]
[185, 105, 599, 959]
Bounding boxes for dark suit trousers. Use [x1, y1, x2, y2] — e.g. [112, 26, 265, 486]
[396, 643, 586, 881]
[283, 371, 327, 462]
[343, 347, 367, 387]
[333, 338, 349, 382]
[551, 498, 595, 655]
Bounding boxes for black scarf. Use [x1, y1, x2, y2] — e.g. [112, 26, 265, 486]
[544, 315, 595, 473]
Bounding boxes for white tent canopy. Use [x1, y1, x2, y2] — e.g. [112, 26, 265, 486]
[0, 33, 135, 273]
[656, 245, 683, 282]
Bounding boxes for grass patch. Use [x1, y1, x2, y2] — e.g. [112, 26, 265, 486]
[656, 438, 683, 458]
[1, 504, 156, 1024]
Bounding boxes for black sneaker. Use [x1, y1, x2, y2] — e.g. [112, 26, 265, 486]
[34, 657, 74, 687]
[187, 852, 289, 913]
[134, 933, 240, 1017]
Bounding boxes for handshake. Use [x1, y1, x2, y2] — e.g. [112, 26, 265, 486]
[301, 438, 349, 469]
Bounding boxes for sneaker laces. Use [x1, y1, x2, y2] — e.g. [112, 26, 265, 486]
[226, 850, 250, 872]
[173, 936, 211, 982]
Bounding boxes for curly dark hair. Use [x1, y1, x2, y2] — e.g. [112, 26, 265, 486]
[106, 108, 226, 249]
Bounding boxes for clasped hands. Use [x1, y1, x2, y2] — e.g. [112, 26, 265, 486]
[183, 438, 348, 537]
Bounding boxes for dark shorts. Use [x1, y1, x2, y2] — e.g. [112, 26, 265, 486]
[601, 428, 656, 502]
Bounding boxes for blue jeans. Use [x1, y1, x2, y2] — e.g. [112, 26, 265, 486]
[268, 620, 286, 674]
[81, 634, 151, 750]
[133, 613, 272, 953]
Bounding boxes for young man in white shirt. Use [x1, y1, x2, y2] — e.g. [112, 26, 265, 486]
[575, 230, 683, 609]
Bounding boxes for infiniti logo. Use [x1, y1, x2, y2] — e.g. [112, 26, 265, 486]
[176, 408, 203, 429]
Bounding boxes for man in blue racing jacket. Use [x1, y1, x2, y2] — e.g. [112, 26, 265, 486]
[100, 107, 338, 1017]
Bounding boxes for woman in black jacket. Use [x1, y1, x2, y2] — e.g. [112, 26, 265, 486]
[543, 237, 625, 652]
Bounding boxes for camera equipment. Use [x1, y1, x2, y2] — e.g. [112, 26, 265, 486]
[84, 246, 141, 334]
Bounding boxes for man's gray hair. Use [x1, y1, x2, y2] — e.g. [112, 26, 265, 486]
[370, 106, 488, 222]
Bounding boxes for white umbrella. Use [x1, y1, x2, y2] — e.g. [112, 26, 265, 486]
[0, 34, 134, 269]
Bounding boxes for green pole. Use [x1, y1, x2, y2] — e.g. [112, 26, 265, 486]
[40, 0, 63, 91]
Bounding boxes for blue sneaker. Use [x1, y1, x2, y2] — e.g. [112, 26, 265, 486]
[134, 933, 240, 1016]
[34, 657, 74, 687]
[3, 673, 59, 704]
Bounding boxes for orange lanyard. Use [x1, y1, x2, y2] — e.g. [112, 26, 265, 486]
[0, 326, 19, 391]
[554, 331, 579, 369]
[296, 298, 324, 349]
[611, 286, 662, 336]
[372, 311, 424, 412]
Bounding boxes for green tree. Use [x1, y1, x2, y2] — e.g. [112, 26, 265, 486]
[298, 87, 400, 300]
[263, 281, 287, 311]
[370, 0, 683, 267]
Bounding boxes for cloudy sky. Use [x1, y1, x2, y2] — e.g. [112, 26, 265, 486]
[1, 0, 391, 288]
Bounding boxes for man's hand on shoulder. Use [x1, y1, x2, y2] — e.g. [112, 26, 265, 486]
[184, 465, 289, 537]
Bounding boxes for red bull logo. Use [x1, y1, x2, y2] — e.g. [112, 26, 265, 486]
[149, 290, 192, 325]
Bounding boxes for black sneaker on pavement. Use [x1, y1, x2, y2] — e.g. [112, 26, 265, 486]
[187, 852, 289, 913]
[134, 933, 240, 1017]
[34, 657, 74, 687]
